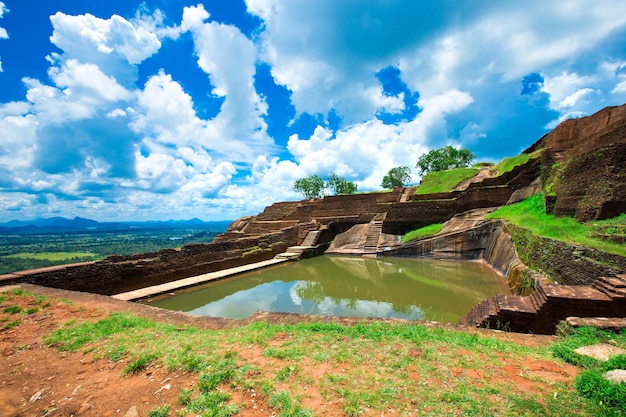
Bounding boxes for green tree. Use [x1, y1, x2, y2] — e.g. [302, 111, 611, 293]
[293, 175, 325, 199]
[327, 173, 357, 195]
[381, 166, 411, 189]
[416, 146, 475, 175]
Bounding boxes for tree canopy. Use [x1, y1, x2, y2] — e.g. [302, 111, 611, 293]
[293, 175, 325, 199]
[293, 173, 357, 199]
[327, 173, 357, 195]
[381, 166, 411, 189]
[416, 146, 475, 175]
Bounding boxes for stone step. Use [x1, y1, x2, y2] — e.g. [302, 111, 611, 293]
[543, 284, 612, 301]
[592, 278, 626, 299]
[497, 295, 536, 313]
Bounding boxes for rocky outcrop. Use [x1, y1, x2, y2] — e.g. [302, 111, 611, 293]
[537, 104, 626, 222]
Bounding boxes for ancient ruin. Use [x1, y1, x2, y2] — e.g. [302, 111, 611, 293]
[1, 104, 625, 334]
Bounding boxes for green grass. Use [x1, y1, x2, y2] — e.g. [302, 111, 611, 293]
[486, 194, 626, 256]
[491, 148, 543, 176]
[553, 326, 626, 415]
[401, 223, 443, 243]
[415, 167, 480, 195]
[5, 252, 98, 261]
[147, 404, 170, 417]
[3, 305, 22, 314]
[32, 300, 609, 417]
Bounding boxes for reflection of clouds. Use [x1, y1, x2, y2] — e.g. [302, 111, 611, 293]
[188, 279, 424, 320]
[289, 283, 303, 306]
[316, 297, 423, 320]
[189, 282, 278, 319]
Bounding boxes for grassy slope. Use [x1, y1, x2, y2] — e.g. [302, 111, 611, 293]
[414, 167, 480, 195]
[401, 223, 443, 242]
[29, 290, 606, 417]
[486, 194, 626, 257]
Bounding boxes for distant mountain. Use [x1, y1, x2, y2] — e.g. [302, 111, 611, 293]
[0, 217, 232, 234]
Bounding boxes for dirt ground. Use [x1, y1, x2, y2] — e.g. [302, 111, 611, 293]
[0, 284, 576, 417]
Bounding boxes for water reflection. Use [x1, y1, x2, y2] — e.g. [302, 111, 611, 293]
[144, 256, 511, 323]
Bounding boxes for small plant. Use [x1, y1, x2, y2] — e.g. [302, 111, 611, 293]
[269, 390, 315, 417]
[276, 365, 299, 382]
[124, 352, 157, 374]
[147, 404, 170, 417]
[3, 306, 22, 314]
[24, 307, 39, 315]
[183, 391, 239, 416]
[263, 346, 303, 360]
[3, 320, 19, 329]
[198, 356, 238, 392]
[178, 388, 194, 406]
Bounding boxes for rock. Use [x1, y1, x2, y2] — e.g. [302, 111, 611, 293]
[605, 369, 626, 384]
[123, 406, 139, 417]
[574, 343, 626, 362]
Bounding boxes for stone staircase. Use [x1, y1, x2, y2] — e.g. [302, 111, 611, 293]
[275, 224, 328, 260]
[363, 213, 386, 256]
[459, 274, 626, 334]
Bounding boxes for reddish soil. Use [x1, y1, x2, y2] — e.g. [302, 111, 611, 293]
[1, 284, 577, 417]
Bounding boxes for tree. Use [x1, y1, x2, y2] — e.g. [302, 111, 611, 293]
[327, 173, 357, 195]
[293, 175, 325, 199]
[381, 166, 411, 189]
[416, 146, 475, 175]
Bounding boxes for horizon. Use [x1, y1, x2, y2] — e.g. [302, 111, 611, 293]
[1, 1, 626, 222]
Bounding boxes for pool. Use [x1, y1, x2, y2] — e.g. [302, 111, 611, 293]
[143, 256, 511, 323]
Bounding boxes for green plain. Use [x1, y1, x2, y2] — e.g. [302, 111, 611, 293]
[5, 252, 99, 261]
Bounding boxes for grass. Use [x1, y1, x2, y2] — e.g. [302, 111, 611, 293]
[486, 194, 626, 256]
[401, 223, 443, 242]
[415, 167, 480, 195]
[552, 326, 626, 416]
[5, 252, 98, 261]
[491, 148, 543, 176]
[34, 304, 608, 417]
[0, 288, 610, 416]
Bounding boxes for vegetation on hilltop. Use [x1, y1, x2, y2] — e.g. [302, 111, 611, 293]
[381, 165, 411, 189]
[491, 148, 543, 175]
[414, 167, 480, 195]
[416, 145, 475, 175]
[293, 173, 358, 199]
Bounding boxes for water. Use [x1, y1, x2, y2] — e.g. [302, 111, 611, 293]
[144, 256, 511, 323]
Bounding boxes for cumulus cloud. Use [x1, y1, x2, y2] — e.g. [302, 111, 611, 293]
[2, 1, 626, 221]
[180, 5, 272, 157]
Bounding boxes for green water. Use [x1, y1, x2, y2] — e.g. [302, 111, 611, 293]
[144, 256, 511, 323]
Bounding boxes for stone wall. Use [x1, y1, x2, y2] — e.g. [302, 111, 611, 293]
[5, 226, 301, 296]
[507, 224, 626, 285]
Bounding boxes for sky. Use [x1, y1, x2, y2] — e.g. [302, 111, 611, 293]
[1, 1, 626, 222]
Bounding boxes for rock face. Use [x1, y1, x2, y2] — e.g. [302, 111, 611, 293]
[537, 104, 626, 221]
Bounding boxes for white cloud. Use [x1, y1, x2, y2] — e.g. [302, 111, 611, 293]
[49, 58, 132, 102]
[180, 5, 272, 157]
[50, 12, 161, 65]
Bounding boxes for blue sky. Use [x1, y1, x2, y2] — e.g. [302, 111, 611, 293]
[1, 1, 626, 222]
